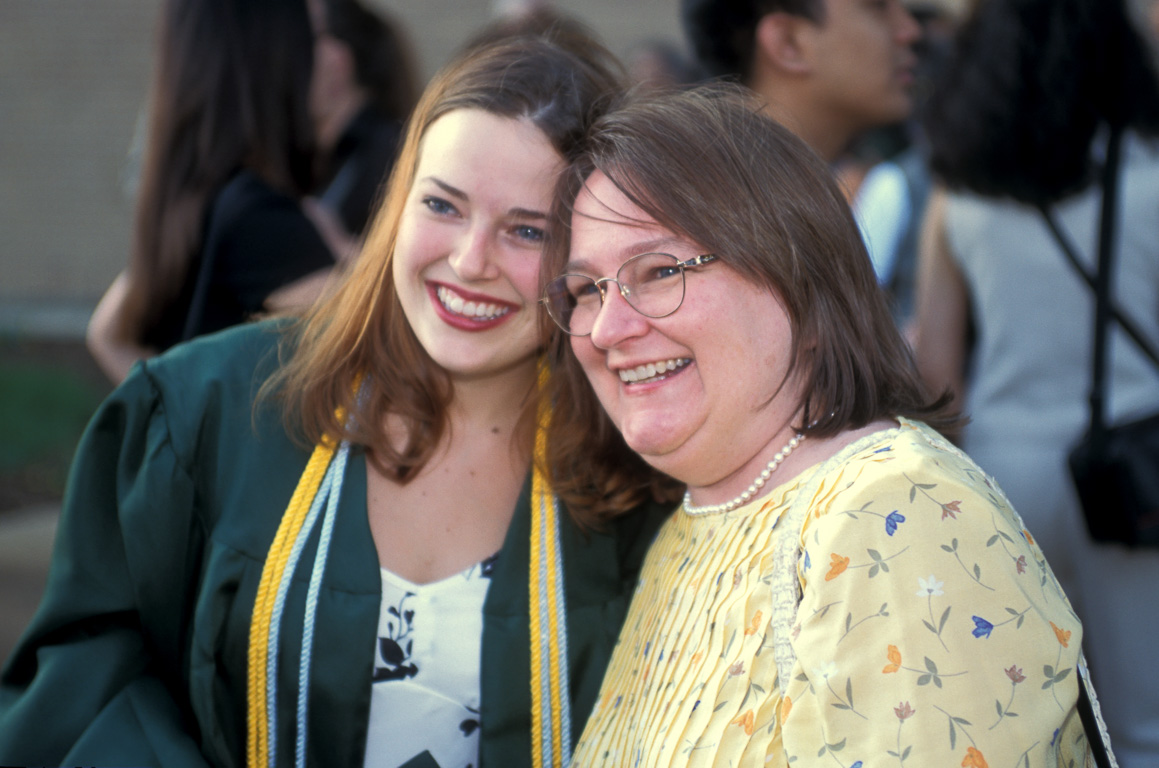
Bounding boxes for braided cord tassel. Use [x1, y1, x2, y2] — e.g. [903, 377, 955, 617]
[266, 451, 339, 768]
[248, 441, 335, 768]
[295, 441, 350, 768]
[530, 362, 571, 768]
[544, 489, 571, 765]
[529, 461, 548, 767]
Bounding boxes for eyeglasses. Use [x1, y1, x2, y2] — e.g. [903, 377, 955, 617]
[542, 252, 718, 336]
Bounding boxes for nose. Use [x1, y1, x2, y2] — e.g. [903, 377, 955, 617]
[587, 281, 650, 350]
[448, 226, 500, 282]
[893, 1, 922, 45]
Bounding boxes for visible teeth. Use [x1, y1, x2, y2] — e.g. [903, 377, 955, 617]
[437, 286, 510, 320]
[618, 358, 689, 383]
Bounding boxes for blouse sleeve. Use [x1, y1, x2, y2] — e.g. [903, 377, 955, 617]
[780, 434, 1088, 767]
[0, 364, 210, 767]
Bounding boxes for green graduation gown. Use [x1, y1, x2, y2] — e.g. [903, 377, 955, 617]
[0, 321, 668, 767]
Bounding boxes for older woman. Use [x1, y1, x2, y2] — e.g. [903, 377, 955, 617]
[541, 86, 1112, 767]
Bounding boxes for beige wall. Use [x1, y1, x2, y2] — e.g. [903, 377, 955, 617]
[0, 0, 684, 336]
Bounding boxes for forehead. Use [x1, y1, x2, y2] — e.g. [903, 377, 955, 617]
[573, 171, 652, 226]
[416, 108, 562, 182]
[569, 172, 690, 261]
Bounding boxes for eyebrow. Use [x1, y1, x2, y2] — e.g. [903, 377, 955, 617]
[420, 176, 548, 221]
[424, 176, 467, 202]
[564, 235, 685, 273]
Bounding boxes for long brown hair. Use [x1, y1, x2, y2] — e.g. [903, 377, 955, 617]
[543, 84, 957, 521]
[125, 0, 317, 349]
[265, 33, 625, 481]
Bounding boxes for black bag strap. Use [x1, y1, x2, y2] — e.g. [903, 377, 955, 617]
[1038, 209, 1159, 369]
[1036, 127, 1145, 444]
[1039, 130, 1123, 768]
[1037, 142, 1159, 369]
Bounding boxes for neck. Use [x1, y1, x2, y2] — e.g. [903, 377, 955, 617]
[749, 76, 854, 162]
[684, 417, 805, 512]
[445, 359, 539, 439]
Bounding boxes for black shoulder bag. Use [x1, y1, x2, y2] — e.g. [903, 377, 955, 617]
[1038, 126, 1159, 549]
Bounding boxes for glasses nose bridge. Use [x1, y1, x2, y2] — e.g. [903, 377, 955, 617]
[593, 275, 632, 304]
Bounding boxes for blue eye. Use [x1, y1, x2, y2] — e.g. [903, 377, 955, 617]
[571, 281, 601, 300]
[513, 224, 545, 243]
[641, 265, 681, 283]
[422, 196, 457, 216]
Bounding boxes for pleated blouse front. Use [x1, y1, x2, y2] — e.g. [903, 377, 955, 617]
[572, 420, 1091, 768]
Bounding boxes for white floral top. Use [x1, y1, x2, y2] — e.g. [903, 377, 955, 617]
[572, 419, 1095, 767]
[363, 555, 496, 768]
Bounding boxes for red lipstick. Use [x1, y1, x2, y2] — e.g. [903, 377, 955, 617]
[427, 282, 519, 332]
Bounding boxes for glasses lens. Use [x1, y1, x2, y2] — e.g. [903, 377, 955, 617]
[545, 274, 601, 335]
[619, 253, 685, 318]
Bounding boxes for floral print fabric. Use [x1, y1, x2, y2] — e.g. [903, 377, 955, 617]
[572, 420, 1092, 767]
[363, 555, 496, 768]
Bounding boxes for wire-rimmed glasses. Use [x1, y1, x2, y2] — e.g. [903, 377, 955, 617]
[542, 252, 718, 336]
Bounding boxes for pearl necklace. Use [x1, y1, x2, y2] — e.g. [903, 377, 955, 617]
[682, 432, 805, 516]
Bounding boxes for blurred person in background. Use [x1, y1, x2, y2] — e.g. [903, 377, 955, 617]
[624, 38, 703, 91]
[460, 1, 597, 58]
[1, 31, 667, 768]
[915, 0, 1159, 761]
[86, 0, 344, 385]
[841, 0, 959, 339]
[309, 0, 419, 237]
[680, 0, 923, 164]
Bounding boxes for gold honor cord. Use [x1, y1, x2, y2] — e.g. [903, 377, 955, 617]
[247, 440, 335, 768]
[530, 362, 572, 768]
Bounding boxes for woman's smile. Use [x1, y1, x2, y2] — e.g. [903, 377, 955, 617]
[615, 357, 691, 385]
[429, 281, 516, 329]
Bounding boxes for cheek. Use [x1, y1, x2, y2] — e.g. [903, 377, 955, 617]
[391, 216, 422, 282]
[393, 211, 449, 279]
[506, 253, 542, 303]
[571, 337, 612, 393]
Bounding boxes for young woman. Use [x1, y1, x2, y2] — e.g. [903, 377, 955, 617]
[0, 35, 666, 768]
[541, 85, 1111, 766]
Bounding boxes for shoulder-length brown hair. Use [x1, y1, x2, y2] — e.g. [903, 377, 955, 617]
[543, 84, 957, 521]
[265, 32, 625, 481]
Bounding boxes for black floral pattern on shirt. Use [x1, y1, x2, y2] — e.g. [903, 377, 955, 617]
[373, 591, 418, 682]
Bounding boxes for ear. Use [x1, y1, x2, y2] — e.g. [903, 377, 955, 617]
[753, 12, 813, 75]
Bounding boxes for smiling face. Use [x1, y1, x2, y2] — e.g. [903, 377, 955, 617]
[566, 171, 808, 496]
[392, 108, 563, 384]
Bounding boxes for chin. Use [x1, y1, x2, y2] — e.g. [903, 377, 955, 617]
[619, 428, 686, 478]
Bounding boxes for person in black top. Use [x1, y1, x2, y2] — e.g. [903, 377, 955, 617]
[86, 0, 343, 384]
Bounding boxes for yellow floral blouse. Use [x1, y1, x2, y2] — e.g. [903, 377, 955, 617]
[572, 419, 1100, 767]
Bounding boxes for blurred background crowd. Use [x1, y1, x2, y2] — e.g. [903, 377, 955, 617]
[4, 0, 1159, 762]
